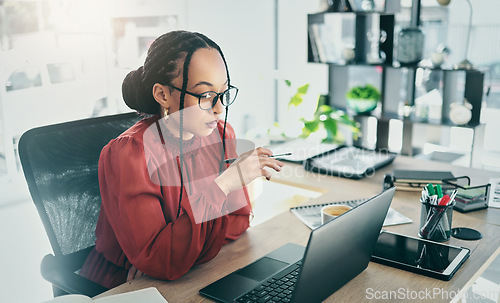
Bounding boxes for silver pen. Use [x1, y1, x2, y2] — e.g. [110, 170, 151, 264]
[223, 152, 292, 163]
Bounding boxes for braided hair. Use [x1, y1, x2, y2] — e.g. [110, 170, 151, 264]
[122, 30, 231, 218]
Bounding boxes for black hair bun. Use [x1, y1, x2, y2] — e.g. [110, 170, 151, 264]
[122, 66, 159, 114]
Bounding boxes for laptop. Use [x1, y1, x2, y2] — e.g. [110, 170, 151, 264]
[199, 187, 396, 303]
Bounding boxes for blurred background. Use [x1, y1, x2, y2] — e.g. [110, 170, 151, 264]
[0, 0, 499, 302]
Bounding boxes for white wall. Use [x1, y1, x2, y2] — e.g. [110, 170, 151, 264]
[275, 0, 328, 138]
[184, 0, 276, 139]
[184, 0, 326, 140]
[446, 0, 500, 66]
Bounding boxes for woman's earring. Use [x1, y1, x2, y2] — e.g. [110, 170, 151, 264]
[163, 107, 169, 120]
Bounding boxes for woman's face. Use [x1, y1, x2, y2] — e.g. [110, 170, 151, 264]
[166, 48, 228, 139]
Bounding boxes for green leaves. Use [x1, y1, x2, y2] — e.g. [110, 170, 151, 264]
[346, 84, 381, 101]
[283, 80, 360, 144]
[287, 82, 310, 108]
[300, 97, 360, 144]
[300, 118, 320, 138]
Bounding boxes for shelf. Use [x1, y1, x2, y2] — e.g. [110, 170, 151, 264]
[308, 8, 486, 161]
[357, 113, 483, 129]
[309, 60, 481, 73]
[351, 109, 483, 128]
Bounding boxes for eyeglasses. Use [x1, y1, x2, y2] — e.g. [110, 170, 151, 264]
[166, 84, 238, 110]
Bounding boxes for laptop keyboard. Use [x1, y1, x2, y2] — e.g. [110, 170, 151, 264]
[234, 260, 302, 303]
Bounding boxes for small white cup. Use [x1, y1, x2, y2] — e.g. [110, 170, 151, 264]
[321, 204, 353, 225]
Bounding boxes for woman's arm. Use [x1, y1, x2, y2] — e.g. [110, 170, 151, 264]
[224, 187, 252, 242]
[99, 137, 229, 281]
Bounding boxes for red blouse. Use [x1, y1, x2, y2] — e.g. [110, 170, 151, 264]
[80, 115, 252, 289]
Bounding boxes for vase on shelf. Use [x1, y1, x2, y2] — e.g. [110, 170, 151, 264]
[396, 27, 424, 65]
[346, 84, 381, 114]
[346, 98, 379, 114]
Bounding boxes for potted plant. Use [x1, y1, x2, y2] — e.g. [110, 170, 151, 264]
[346, 84, 381, 114]
[270, 80, 360, 144]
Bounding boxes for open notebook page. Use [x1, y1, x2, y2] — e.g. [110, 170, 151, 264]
[42, 287, 167, 303]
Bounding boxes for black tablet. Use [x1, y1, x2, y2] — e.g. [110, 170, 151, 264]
[371, 230, 470, 281]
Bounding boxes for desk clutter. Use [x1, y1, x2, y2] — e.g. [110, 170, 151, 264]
[384, 170, 492, 213]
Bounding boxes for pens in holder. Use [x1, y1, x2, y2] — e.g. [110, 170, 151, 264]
[223, 152, 292, 163]
[435, 184, 443, 198]
[426, 183, 435, 196]
[419, 184, 456, 242]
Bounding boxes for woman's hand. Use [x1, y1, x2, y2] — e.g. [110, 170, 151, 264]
[126, 265, 144, 282]
[215, 147, 284, 195]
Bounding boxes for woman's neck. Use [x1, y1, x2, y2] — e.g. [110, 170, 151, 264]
[162, 115, 194, 140]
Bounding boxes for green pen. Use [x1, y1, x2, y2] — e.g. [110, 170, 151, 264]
[426, 183, 435, 196]
[435, 184, 443, 198]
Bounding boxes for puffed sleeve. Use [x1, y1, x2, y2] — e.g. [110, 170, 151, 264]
[98, 136, 229, 280]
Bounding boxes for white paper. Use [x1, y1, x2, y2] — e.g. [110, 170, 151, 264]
[42, 288, 167, 303]
[94, 287, 167, 303]
[488, 178, 500, 208]
[42, 295, 92, 303]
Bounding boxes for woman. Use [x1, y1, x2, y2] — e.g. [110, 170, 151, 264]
[80, 30, 284, 288]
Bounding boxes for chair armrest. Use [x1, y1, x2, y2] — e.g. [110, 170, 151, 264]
[41, 254, 108, 297]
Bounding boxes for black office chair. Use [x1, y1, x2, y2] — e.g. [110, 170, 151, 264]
[18, 112, 142, 297]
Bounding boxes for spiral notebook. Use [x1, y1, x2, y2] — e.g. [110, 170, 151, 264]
[290, 198, 412, 230]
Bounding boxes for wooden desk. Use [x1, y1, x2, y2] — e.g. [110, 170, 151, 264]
[96, 156, 500, 302]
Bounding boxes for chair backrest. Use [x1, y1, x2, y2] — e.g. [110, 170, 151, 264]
[19, 112, 142, 263]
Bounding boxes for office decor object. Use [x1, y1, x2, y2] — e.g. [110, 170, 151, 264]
[430, 44, 451, 67]
[442, 176, 491, 213]
[346, 84, 381, 114]
[437, 0, 474, 69]
[348, 0, 400, 13]
[41, 287, 167, 303]
[348, 0, 376, 12]
[290, 197, 411, 230]
[342, 44, 356, 63]
[449, 99, 473, 125]
[18, 112, 142, 297]
[396, 27, 424, 65]
[324, 0, 352, 12]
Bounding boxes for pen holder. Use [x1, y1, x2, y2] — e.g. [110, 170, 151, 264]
[418, 199, 455, 242]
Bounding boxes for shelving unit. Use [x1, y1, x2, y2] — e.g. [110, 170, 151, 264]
[306, 6, 486, 166]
